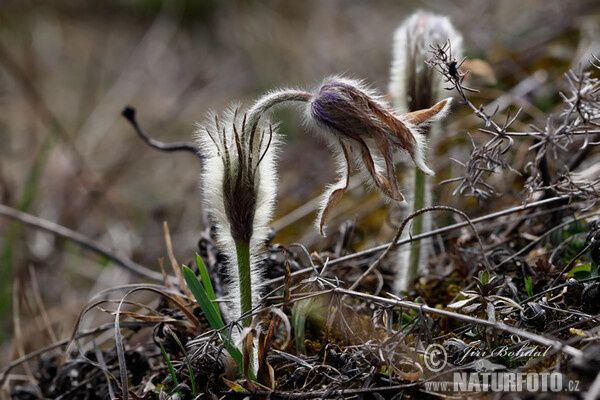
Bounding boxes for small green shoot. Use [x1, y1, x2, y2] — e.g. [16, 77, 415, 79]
[524, 276, 533, 298]
[166, 327, 196, 398]
[291, 295, 328, 355]
[181, 264, 254, 380]
[479, 270, 490, 285]
[292, 302, 308, 355]
[158, 342, 181, 397]
[196, 253, 220, 318]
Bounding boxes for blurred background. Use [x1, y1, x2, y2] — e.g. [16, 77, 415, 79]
[1, 0, 599, 369]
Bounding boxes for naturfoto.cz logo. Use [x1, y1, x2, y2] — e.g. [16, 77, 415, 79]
[423, 344, 580, 393]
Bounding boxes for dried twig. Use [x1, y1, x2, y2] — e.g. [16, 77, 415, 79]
[218, 383, 419, 399]
[334, 288, 583, 358]
[263, 196, 570, 287]
[549, 241, 593, 288]
[0, 321, 155, 386]
[348, 205, 490, 291]
[428, 41, 600, 202]
[0, 203, 169, 283]
[121, 106, 201, 158]
[28, 265, 58, 343]
[163, 221, 191, 297]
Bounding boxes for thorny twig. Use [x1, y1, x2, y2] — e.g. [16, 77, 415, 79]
[333, 288, 583, 358]
[348, 205, 490, 291]
[427, 40, 600, 202]
[262, 195, 571, 288]
[245, 285, 584, 374]
[217, 280, 588, 398]
[495, 210, 600, 271]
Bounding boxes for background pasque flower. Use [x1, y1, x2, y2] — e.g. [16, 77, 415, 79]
[388, 11, 463, 291]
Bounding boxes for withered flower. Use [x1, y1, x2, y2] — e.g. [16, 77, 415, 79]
[306, 76, 451, 235]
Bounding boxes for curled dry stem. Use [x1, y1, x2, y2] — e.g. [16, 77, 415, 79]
[348, 205, 491, 292]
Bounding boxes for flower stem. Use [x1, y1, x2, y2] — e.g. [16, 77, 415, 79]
[245, 90, 313, 136]
[235, 240, 253, 327]
[408, 167, 426, 284]
[235, 239, 255, 379]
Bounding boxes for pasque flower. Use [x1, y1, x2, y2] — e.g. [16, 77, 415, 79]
[194, 76, 453, 316]
[192, 27, 456, 379]
[388, 11, 463, 290]
[390, 11, 463, 113]
[195, 106, 280, 328]
[306, 76, 451, 235]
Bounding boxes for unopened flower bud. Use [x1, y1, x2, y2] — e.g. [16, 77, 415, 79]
[390, 11, 463, 113]
[195, 107, 279, 326]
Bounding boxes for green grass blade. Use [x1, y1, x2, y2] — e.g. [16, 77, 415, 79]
[524, 276, 533, 298]
[181, 266, 249, 378]
[182, 266, 223, 329]
[159, 342, 181, 396]
[195, 253, 221, 318]
[292, 307, 307, 355]
[0, 131, 54, 345]
[166, 327, 196, 397]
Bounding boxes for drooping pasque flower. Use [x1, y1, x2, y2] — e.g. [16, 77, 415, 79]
[305, 76, 451, 235]
[195, 73, 453, 249]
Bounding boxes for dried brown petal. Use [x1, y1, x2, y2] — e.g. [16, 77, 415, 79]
[403, 98, 450, 126]
[318, 140, 351, 236]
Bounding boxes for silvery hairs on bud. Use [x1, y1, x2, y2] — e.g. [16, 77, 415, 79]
[389, 11, 463, 291]
[390, 11, 463, 113]
[194, 105, 280, 324]
[305, 75, 451, 235]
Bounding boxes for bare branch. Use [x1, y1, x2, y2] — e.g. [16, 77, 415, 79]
[262, 195, 571, 287]
[333, 288, 583, 358]
[121, 106, 202, 158]
[0, 203, 170, 283]
[348, 205, 490, 291]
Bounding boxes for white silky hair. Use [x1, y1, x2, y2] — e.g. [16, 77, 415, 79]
[194, 105, 280, 331]
[306, 75, 450, 178]
[303, 76, 402, 233]
[303, 75, 452, 236]
[314, 139, 352, 235]
[389, 11, 463, 292]
[389, 11, 464, 114]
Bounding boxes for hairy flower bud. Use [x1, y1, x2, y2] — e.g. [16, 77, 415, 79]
[389, 11, 463, 291]
[306, 76, 451, 235]
[390, 11, 463, 113]
[195, 107, 279, 324]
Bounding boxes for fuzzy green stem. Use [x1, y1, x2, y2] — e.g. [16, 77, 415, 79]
[235, 239, 255, 380]
[245, 90, 313, 136]
[407, 167, 426, 284]
[235, 240, 253, 327]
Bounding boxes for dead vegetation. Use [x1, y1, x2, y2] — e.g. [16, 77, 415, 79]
[1, 1, 600, 399]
